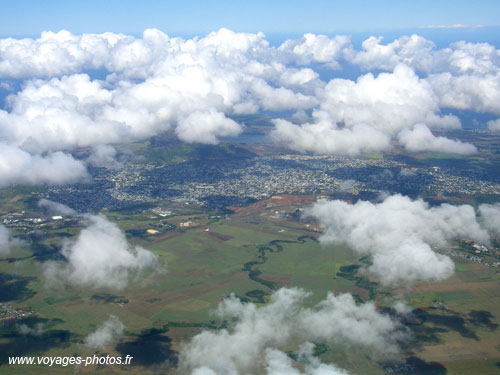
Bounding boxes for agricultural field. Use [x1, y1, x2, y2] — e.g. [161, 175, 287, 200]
[1, 191, 499, 374]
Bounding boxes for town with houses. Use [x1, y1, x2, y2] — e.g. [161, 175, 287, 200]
[40, 152, 500, 212]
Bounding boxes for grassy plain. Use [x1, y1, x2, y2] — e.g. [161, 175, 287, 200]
[0, 193, 499, 374]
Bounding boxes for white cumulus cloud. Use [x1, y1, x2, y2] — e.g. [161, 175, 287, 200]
[427, 72, 500, 115]
[0, 224, 14, 255]
[397, 124, 477, 154]
[176, 109, 242, 144]
[270, 119, 391, 156]
[87, 144, 122, 168]
[85, 315, 125, 350]
[265, 345, 350, 375]
[306, 194, 492, 286]
[345, 35, 500, 76]
[487, 119, 500, 132]
[180, 288, 405, 375]
[278, 34, 352, 68]
[318, 64, 459, 132]
[0, 143, 88, 187]
[0, 30, 497, 180]
[45, 214, 159, 290]
[37, 199, 77, 216]
[478, 203, 500, 239]
[270, 64, 475, 156]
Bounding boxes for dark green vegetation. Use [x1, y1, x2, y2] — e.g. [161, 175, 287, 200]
[0, 319, 73, 367]
[335, 262, 389, 301]
[116, 328, 177, 367]
[242, 237, 319, 292]
[0, 273, 37, 302]
[91, 294, 129, 305]
[145, 134, 258, 165]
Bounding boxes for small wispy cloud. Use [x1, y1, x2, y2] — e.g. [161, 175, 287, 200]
[419, 24, 484, 29]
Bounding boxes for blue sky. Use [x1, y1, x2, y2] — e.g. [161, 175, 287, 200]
[0, 0, 499, 37]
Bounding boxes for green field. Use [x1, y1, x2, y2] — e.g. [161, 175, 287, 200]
[1, 197, 500, 374]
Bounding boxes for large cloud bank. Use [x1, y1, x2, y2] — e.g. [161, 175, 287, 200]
[270, 64, 476, 155]
[1, 29, 499, 187]
[180, 287, 406, 375]
[306, 194, 499, 286]
[44, 214, 158, 289]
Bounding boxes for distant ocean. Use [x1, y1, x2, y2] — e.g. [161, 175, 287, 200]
[264, 25, 500, 48]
